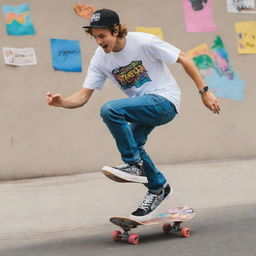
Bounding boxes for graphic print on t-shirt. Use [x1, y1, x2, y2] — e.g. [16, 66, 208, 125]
[112, 61, 152, 90]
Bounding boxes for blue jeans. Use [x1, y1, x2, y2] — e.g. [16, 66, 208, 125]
[100, 94, 177, 190]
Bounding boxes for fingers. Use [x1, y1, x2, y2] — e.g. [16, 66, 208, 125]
[209, 100, 220, 114]
[46, 92, 52, 105]
[214, 101, 221, 114]
[202, 92, 220, 114]
[45, 92, 60, 105]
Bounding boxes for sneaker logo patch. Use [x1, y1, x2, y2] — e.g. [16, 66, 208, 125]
[112, 61, 152, 90]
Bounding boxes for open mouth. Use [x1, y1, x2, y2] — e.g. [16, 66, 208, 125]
[102, 45, 108, 49]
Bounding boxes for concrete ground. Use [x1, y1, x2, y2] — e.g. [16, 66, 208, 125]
[0, 158, 256, 255]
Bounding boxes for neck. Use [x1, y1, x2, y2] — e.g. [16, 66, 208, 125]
[112, 37, 126, 52]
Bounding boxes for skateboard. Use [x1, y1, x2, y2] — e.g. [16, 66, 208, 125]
[110, 206, 195, 244]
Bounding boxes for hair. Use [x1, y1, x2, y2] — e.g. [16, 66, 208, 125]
[85, 24, 128, 38]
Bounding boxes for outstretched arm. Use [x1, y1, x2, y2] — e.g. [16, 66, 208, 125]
[177, 51, 220, 114]
[46, 88, 94, 109]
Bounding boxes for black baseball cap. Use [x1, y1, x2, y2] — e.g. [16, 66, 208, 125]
[83, 9, 120, 29]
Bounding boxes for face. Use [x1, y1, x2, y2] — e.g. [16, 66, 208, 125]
[91, 28, 119, 53]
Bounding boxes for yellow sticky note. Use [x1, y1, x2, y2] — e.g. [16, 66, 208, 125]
[135, 27, 164, 39]
[187, 44, 212, 59]
[235, 21, 256, 54]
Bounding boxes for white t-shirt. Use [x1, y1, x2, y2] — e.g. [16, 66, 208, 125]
[83, 32, 181, 112]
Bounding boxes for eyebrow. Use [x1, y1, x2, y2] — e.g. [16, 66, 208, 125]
[94, 33, 105, 37]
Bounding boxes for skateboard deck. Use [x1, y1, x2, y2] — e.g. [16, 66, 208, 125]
[110, 206, 195, 244]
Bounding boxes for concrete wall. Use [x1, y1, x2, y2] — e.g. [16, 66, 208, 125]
[0, 0, 255, 180]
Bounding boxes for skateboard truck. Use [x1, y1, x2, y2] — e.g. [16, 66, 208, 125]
[162, 221, 191, 238]
[112, 222, 140, 244]
[112, 223, 140, 244]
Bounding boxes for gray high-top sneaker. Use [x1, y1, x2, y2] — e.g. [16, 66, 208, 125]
[102, 161, 148, 183]
[129, 184, 171, 221]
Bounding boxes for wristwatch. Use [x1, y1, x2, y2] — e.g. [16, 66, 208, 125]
[199, 86, 208, 94]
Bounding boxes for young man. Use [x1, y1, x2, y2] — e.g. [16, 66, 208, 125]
[46, 9, 220, 221]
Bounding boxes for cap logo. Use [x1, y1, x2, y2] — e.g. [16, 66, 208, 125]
[90, 13, 100, 23]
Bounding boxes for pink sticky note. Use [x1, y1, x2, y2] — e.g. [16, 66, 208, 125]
[183, 0, 217, 33]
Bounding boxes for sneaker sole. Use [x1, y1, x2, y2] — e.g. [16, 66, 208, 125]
[129, 187, 173, 222]
[102, 166, 148, 184]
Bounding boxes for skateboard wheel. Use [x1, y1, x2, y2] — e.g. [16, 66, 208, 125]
[162, 223, 172, 233]
[112, 230, 122, 241]
[181, 227, 191, 238]
[128, 233, 140, 245]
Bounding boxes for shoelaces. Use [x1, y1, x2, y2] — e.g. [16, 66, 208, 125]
[138, 192, 158, 210]
[115, 163, 129, 169]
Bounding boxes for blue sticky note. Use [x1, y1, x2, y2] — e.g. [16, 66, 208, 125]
[2, 4, 35, 36]
[50, 39, 82, 72]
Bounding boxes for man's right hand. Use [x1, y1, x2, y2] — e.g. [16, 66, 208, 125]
[46, 92, 64, 107]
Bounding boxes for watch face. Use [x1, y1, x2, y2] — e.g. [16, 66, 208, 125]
[200, 86, 208, 94]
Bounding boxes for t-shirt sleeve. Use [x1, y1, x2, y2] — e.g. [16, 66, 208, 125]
[146, 35, 181, 64]
[82, 52, 107, 90]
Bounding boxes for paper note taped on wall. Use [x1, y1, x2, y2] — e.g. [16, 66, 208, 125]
[227, 0, 256, 14]
[50, 39, 82, 72]
[73, 4, 96, 19]
[235, 21, 256, 54]
[135, 27, 164, 39]
[187, 36, 245, 101]
[2, 4, 35, 36]
[2, 47, 37, 66]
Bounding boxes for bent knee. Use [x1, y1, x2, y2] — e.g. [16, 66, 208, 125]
[100, 101, 117, 120]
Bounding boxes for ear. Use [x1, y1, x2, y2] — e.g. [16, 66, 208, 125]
[113, 25, 119, 36]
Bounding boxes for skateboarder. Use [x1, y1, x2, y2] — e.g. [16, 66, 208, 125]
[46, 9, 220, 221]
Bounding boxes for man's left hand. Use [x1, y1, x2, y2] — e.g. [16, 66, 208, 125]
[201, 90, 220, 114]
